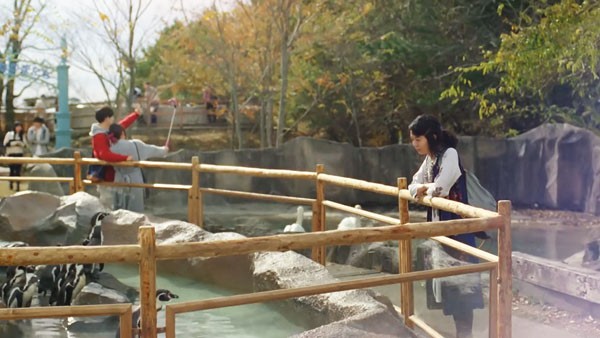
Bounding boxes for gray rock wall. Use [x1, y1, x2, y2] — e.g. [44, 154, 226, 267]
[41, 123, 598, 214]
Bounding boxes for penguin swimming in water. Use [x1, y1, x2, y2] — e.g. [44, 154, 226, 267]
[116, 289, 179, 338]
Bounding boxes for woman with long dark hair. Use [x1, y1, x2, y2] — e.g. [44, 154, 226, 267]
[3, 122, 26, 191]
[408, 114, 483, 338]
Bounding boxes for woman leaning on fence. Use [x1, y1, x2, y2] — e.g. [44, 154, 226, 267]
[408, 114, 486, 338]
[3, 121, 26, 191]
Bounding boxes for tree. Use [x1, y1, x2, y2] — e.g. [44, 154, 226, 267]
[72, 0, 152, 115]
[0, 0, 47, 129]
[442, 1, 600, 135]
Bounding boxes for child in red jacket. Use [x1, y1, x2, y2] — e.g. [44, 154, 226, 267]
[89, 106, 140, 207]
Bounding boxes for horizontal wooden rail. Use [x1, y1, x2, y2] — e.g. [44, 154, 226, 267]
[398, 189, 498, 219]
[83, 180, 192, 191]
[322, 200, 400, 225]
[0, 303, 134, 338]
[199, 187, 315, 205]
[0, 303, 131, 319]
[79, 158, 192, 170]
[318, 173, 398, 196]
[0, 245, 141, 265]
[432, 236, 499, 262]
[409, 315, 444, 338]
[199, 164, 317, 179]
[0, 176, 73, 182]
[0, 156, 75, 165]
[166, 262, 496, 314]
[155, 216, 502, 260]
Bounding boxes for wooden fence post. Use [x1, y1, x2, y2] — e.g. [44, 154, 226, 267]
[311, 164, 325, 265]
[398, 177, 414, 328]
[138, 226, 157, 338]
[188, 156, 200, 226]
[489, 267, 498, 338]
[73, 151, 83, 192]
[195, 157, 203, 228]
[497, 200, 512, 338]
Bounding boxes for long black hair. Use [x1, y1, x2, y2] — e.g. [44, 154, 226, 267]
[408, 114, 458, 154]
[12, 121, 24, 140]
[108, 123, 125, 142]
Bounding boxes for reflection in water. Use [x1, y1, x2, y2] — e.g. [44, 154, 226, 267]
[1, 264, 305, 338]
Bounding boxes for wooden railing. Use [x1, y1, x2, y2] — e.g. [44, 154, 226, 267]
[0, 155, 512, 338]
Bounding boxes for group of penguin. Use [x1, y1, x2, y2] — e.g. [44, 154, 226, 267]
[0, 212, 109, 308]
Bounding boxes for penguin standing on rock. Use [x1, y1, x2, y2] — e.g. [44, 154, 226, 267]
[83, 212, 109, 278]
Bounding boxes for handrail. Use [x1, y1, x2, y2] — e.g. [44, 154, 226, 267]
[154, 216, 503, 260]
[0, 154, 511, 338]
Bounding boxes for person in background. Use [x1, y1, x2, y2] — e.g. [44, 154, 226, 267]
[144, 82, 159, 127]
[34, 95, 47, 119]
[108, 123, 169, 212]
[203, 86, 216, 123]
[27, 117, 51, 156]
[89, 106, 141, 208]
[408, 114, 483, 338]
[3, 122, 26, 191]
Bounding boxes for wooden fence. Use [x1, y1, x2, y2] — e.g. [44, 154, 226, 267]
[0, 154, 512, 338]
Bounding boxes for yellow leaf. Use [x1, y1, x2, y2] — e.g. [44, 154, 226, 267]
[99, 12, 109, 22]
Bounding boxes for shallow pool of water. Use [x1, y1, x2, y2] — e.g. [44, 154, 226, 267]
[0, 264, 306, 338]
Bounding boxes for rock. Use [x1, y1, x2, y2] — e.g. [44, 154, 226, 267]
[328, 242, 399, 273]
[0, 191, 74, 245]
[72, 282, 131, 305]
[68, 282, 129, 332]
[101, 210, 148, 245]
[95, 272, 139, 301]
[252, 251, 410, 337]
[26, 163, 65, 196]
[60, 192, 109, 245]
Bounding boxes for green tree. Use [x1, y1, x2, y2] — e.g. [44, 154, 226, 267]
[443, 0, 600, 134]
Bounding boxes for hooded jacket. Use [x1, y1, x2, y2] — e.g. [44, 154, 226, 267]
[89, 111, 139, 182]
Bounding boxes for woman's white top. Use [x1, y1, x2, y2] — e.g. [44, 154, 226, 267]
[408, 148, 462, 221]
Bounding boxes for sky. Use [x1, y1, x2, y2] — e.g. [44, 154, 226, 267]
[6, 0, 232, 106]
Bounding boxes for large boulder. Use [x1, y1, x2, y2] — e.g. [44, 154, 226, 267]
[0, 191, 71, 245]
[61, 192, 109, 244]
[102, 210, 254, 291]
[26, 163, 65, 196]
[252, 251, 412, 337]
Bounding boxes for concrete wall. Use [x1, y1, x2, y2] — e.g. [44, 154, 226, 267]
[44, 123, 600, 214]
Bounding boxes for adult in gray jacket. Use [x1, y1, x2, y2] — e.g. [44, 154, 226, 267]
[108, 123, 168, 212]
[27, 117, 51, 156]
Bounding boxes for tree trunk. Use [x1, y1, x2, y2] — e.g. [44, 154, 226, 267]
[5, 78, 15, 130]
[276, 38, 290, 147]
[260, 99, 266, 148]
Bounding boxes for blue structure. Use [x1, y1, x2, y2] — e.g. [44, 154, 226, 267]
[55, 36, 71, 149]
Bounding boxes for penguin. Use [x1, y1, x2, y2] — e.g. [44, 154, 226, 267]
[83, 212, 108, 277]
[116, 289, 179, 338]
[71, 264, 87, 303]
[56, 264, 77, 306]
[5, 266, 36, 308]
[49, 264, 68, 306]
[2, 266, 27, 305]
